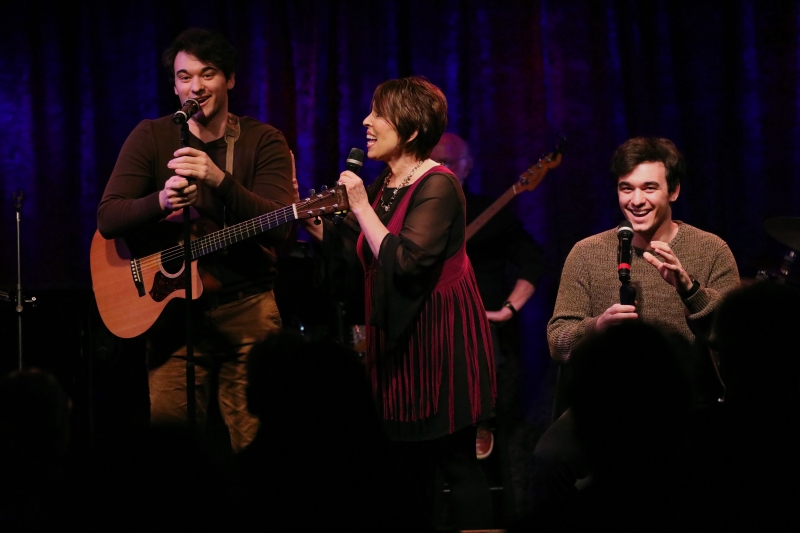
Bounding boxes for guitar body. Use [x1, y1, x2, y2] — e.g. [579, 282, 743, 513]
[90, 230, 203, 339]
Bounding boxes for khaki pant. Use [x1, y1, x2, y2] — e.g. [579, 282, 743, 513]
[146, 291, 282, 452]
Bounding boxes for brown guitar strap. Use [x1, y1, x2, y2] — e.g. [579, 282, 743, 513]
[222, 113, 241, 228]
[225, 113, 241, 173]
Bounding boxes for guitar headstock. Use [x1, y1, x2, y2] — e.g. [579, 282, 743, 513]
[296, 184, 350, 220]
[516, 135, 566, 193]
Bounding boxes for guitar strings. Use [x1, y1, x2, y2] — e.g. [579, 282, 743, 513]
[134, 194, 337, 273]
[136, 205, 295, 271]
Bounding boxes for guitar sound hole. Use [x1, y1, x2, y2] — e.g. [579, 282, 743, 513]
[160, 253, 184, 276]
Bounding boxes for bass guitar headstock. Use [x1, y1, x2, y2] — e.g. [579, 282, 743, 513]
[296, 184, 350, 221]
[516, 134, 567, 193]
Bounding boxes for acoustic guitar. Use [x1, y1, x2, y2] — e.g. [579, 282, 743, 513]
[91, 185, 348, 338]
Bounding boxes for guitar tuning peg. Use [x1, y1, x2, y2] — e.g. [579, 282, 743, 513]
[332, 214, 343, 224]
[313, 216, 321, 226]
[307, 189, 316, 196]
[320, 185, 328, 191]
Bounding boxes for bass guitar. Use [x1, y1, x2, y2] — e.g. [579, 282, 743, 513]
[91, 185, 348, 338]
[465, 139, 565, 241]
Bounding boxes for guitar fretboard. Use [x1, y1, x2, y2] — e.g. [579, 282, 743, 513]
[155, 204, 297, 263]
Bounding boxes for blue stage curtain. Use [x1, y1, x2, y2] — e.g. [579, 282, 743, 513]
[2, 0, 799, 416]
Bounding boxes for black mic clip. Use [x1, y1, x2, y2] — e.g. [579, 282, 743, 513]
[12, 190, 25, 211]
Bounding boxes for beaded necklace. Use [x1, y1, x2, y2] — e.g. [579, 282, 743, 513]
[379, 159, 425, 213]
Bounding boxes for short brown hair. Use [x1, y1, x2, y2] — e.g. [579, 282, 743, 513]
[371, 76, 448, 161]
[610, 137, 685, 193]
[162, 28, 237, 82]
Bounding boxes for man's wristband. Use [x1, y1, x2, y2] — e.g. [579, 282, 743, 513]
[678, 279, 700, 299]
[503, 301, 518, 318]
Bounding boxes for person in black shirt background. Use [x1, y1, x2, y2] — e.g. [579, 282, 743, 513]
[432, 132, 546, 520]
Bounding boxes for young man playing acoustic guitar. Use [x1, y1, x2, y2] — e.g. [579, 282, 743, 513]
[97, 28, 294, 452]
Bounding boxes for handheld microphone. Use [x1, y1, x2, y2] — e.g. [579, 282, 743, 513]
[323, 148, 364, 224]
[345, 148, 365, 175]
[617, 220, 634, 283]
[173, 99, 199, 125]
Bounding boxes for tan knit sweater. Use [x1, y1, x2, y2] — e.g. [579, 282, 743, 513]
[547, 222, 740, 363]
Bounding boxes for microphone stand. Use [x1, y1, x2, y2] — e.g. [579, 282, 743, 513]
[1, 191, 37, 370]
[620, 278, 637, 306]
[617, 225, 636, 306]
[618, 251, 636, 306]
[180, 122, 196, 431]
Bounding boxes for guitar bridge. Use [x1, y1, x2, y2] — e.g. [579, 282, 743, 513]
[131, 258, 145, 297]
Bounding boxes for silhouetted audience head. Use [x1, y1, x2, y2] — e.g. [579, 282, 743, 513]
[712, 280, 800, 408]
[84, 421, 235, 532]
[557, 322, 696, 530]
[0, 367, 71, 462]
[0, 368, 77, 532]
[247, 329, 382, 439]
[241, 330, 389, 531]
[568, 321, 693, 476]
[696, 280, 800, 529]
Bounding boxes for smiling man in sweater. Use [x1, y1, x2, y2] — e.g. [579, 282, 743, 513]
[527, 137, 740, 526]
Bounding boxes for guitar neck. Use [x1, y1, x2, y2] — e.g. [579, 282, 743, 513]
[465, 185, 520, 241]
[162, 204, 298, 262]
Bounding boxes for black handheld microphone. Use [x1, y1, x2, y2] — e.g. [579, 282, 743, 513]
[617, 220, 636, 305]
[324, 148, 364, 224]
[617, 220, 634, 282]
[173, 99, 199, 125]
[345, 147, 365, 175]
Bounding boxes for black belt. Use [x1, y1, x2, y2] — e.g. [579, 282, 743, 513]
[210, 285, 267, 307]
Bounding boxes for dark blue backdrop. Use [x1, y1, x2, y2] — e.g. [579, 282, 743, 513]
[2, 1, 799, 424]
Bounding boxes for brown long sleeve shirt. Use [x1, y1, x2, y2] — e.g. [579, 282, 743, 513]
[97, 115, 295, 299]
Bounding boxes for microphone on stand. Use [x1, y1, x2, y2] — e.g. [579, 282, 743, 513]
[173, 98, 199, 125]
[617, 220, 636, 305]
